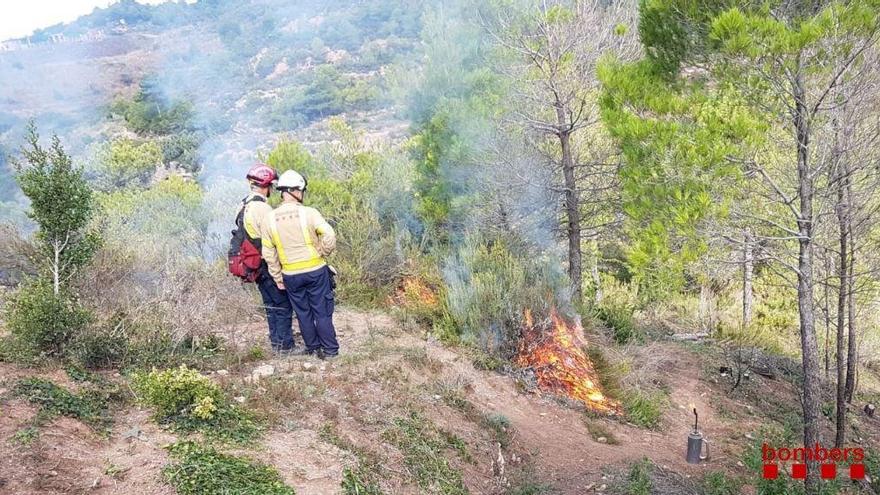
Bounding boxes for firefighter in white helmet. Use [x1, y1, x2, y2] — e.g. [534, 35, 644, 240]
[260, 170, 339, 358]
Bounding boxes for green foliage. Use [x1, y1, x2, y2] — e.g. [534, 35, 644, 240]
[98, 176, 208, 249]
[701, 471, 740, 495]
[342, 467, 384, 495]
[266, 128, 405, 306]
[270, 65, 378, 129]
[444, 235, 570, 356]
[6, 281, 92, 358]
[111, 78, 194, 136]
[13, 377, 119, 431]
[623, 458, 653, 495]
[382, 411, 469, 495]
[94, 138, 162, 188]
[14, 123, 99, 290]
[132, 365, 261, 442]
[622, 389, 667, 429]
[594, 303, 638, 345]
[163, 441, 295, 495]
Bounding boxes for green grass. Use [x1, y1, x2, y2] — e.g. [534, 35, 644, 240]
[13, 377, 121, 432]
[701, 471, 740, 495]
[624, 458, 653, 495]
[132, 365, 262, 443]
[382, 411, 469, 494]
[163, 441, 295, 495]
[319, 423, 385, 495]
[622, 389, 667, 429]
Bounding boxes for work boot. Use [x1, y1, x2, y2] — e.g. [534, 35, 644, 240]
[275, 347, 306, 357]
[320, 352, 338, 361]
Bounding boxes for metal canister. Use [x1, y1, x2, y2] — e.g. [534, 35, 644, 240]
[686, 431, 710, 464]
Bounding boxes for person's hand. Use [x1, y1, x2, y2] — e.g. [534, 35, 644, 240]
[277, 281, 285, 290]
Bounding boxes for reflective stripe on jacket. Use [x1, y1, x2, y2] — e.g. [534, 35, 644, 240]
[260, 201, 336, 284]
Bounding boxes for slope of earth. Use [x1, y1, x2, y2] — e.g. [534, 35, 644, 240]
[3, 307, 877, 494]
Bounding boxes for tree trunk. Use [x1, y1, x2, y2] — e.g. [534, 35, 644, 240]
[845, 233, 857, 403]
[793, 68, 822, 495]
[53, 241, 61, 296]
[557, 107, 582, 305]
[824, 252, 831, 380]
[834, 170, 848, 447]
[590, 239, 602, 305]
[742, 230, 753, 329]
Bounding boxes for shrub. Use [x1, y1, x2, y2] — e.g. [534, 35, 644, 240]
[132, 365, 224, 420]
[624, 458, 653, 495]
[444, 235, 570, 357]
[132, 365, 261, 442]
[6, 281, 92, 358]
[622, 389, 667, 429]
[93, 138, 162, 189]
[382, 411, 468, 495]
[595, 303, 638, 345]
[163, 442, 295, 495]
[13, 377, 120, 432]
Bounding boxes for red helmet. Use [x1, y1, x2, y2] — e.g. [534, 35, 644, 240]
[246, 163, 278, 187]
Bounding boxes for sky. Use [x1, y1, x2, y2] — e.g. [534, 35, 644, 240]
[0, 0, 171, 41]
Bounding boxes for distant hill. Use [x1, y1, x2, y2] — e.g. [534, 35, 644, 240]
[0, 0, 423, 196]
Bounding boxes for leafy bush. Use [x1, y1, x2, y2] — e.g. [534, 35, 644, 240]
[266, 129, 405, 306]
[6, 281, 92, 358]
[622, 389, 667, 429]
[444, 235, 570, 356]
[132, 365, 261, 442]
[13, 377, 121, 432]
[382, 411, 468, 495]
[163, 442, 295, 495]
[93, 138, 162, 189]
[110, 79, 194, 136]
[595, 304, 638, 345]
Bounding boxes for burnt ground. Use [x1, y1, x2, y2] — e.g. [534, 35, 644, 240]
[1, 308, 879, 494]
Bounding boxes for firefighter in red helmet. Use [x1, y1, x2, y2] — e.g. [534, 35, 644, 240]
[240, 163, 301, 354]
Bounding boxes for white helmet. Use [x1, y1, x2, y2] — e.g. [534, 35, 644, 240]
[276, 170, 307, 191]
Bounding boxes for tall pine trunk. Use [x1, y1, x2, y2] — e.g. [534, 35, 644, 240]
[793, 67, 822, 495]
[834, 167, 848, 447]
[844, 160, 857, 404]
[742, 230, 753, 328]
[557, 105, 582, 305]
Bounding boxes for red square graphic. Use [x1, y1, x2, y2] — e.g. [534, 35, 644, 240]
[850, 464, 865, 480]
[762, 464, 778, 479]
[792, 464, 807, 479]
[820, 464, 836, 479]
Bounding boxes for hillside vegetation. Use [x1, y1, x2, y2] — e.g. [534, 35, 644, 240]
[2, 1, 880, 495]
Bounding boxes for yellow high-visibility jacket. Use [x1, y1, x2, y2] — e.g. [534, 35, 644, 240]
[260, 201, 336, 285]
[241, 192, 272, 241]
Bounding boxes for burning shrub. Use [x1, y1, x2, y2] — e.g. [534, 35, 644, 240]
[444, 235, 570, 356]
[517, 308, 620, 414]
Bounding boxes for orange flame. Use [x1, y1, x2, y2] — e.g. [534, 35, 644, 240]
[388, 276, 438, 307]
[516, 307, 619, 413]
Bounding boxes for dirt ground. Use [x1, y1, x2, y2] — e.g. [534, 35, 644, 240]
[1, 307, 878, 494]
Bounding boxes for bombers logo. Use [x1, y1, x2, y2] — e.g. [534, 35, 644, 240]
[761, 443, 866, 480]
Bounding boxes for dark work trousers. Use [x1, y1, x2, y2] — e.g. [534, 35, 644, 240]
[257, 273, 295, 350]
[282, 265, 339, 356]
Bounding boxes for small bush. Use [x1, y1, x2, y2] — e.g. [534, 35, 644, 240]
[6, 282, 92, 358]
[624, 458, 653, 495]
[342, 466, 384, 495]
[132, 365, 261, 442]
[595, 303, 639, 344]
[702, 471, 740, 495]
[382, 411, 468, 495]
[13, 377, 120, 432]
[163, 441, 295, 495]
[623, 389, 666, 429]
